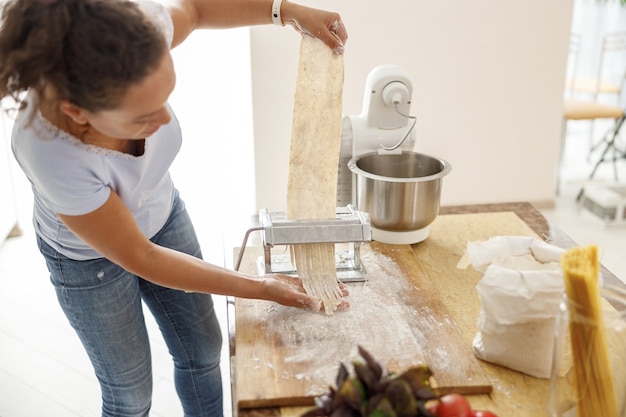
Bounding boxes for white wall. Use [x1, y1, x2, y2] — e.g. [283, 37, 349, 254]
[167, 28, 256, 264]
[251, 0, 574, 211]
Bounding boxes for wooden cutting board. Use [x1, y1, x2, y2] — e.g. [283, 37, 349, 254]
[234, 211, 540, 410]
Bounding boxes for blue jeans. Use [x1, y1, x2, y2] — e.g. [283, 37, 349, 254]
[37, 192, 223, 417]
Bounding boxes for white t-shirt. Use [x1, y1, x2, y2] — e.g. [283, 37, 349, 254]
[11, 1, 181, 260]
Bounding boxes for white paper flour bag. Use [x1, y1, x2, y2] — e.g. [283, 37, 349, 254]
[466, 236, 567, 378]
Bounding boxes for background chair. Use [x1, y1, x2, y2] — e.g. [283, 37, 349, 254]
[558, 99, 625, 195]
[558, 31, 626, 195]
[566, 31, 626, 103]
[563, 31, 626, 160]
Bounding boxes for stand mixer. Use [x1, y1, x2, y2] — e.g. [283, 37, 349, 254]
[338, 64, 451, 244]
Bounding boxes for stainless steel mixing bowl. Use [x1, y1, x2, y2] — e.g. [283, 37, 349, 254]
[348, 151, 451, 233]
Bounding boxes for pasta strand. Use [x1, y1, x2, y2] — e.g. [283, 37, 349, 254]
[561, 245, 617, 417]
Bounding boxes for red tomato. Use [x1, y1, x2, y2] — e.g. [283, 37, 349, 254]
[471, 411, 498, 417]
[435, 394, 472, 417]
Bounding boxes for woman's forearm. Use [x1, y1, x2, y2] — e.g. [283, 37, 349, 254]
[129, 243, 321, 311]
[131, 242, 267, 298]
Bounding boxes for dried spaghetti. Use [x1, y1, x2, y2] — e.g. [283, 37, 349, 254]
[561, 245, 618, 417]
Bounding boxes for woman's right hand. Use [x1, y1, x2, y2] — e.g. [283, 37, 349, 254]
[259, 273, 350, 312]
[281, 2, 348, 55]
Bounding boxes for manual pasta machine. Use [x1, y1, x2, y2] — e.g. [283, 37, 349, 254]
[234, 205, 371, 281]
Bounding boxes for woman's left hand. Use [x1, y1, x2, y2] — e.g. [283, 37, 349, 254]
[281, 2, 348, 54]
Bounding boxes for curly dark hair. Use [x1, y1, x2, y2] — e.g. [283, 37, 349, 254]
[0, 0, 169, 112]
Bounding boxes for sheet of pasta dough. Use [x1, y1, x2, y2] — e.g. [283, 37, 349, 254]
[287, 35, 344, 220]
[287, 35, 344, 314]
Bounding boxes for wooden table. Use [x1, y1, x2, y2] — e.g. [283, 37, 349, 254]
[228, 202, 624, 417]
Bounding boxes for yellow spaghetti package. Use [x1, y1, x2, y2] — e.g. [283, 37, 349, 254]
[548, 245, 626, 417]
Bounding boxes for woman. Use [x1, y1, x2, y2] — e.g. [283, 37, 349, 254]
[0, 0, 348, 416]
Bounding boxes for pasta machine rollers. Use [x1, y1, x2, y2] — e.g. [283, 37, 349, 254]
[234, 205, 371, 282]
